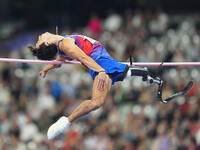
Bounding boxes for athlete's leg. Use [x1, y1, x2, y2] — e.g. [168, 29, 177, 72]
[47, 74, 112, 140]
[68, 74, 112, 122]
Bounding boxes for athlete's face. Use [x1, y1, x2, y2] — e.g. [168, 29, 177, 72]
[36, 32, 51, 48]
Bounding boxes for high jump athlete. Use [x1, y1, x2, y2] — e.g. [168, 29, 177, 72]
[29, 32, 165, 140]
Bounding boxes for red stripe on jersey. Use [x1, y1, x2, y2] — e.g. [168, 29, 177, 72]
[75, 36, 93, 56]
[82, 39, 93, 55]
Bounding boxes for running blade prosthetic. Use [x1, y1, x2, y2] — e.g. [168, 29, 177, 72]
[157, 80, 194, 104]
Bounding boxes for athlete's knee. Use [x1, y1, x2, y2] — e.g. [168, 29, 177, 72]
[91, 97, 105, 109]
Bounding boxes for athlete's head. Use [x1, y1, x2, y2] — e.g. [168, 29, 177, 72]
[29, 32, 58, 60]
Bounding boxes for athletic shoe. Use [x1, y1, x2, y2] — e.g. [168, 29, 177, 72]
[47, 116, 71, 140]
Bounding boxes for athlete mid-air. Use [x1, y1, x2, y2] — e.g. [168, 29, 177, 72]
[30, 32, 193, 140]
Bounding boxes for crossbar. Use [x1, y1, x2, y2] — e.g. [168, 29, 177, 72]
[0, 58, 200, 66]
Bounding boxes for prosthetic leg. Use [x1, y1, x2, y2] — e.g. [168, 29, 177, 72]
[128, 57, 193, 104]
[129, 65, 161, 85]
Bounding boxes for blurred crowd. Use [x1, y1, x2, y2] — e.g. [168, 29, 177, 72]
[1, 10, 200, 150]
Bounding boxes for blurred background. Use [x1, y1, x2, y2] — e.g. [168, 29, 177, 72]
[0, 0, 200, 150]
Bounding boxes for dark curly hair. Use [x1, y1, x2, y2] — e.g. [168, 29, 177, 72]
[29, 43, 58, 60]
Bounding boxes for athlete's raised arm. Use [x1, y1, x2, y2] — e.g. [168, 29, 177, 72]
[39, 55, 63, 78]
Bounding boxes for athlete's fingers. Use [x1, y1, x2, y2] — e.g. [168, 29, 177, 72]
[40, 72, 43, 77]
[39, 71, 46, 78]
[97, 78, 102, 91]
[97, 72, 109, 91]
[43, 72, 47, 78]
[42, 73, 46, 78]
[99, 78, 107, 91]
[97, 79, 103, 91]
[39, 72, 42, 77]
[102, 79, 106, 90]
[99, 79, 104, 91]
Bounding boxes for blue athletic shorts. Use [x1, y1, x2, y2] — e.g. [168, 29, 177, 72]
[89, 58, 128, 85]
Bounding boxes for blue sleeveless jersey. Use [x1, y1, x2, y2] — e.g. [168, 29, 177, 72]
[57, 35, 127, 85]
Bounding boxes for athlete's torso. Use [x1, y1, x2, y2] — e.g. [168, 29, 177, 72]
[57, 35, 127, 85]
[57, 35, 113, 61]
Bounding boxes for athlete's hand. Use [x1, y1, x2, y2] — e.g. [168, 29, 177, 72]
[97, 72, 109, 91]
[39, 70, 48, 78]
